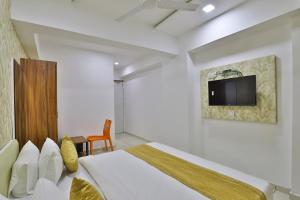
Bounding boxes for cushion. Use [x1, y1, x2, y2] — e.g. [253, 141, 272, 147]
[70, 178, 103, 200]
[8, 140, 39, 198]
[32, 178, 65, 200]
[61, 136, 78, 172]
[39, 138, 63, 184]
[0, 140, 19, 197]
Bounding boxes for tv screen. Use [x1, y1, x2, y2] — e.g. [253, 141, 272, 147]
[208, 75, 256, 106]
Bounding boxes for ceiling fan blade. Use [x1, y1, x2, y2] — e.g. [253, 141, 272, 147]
[157, 0, 199, 11]
[116, 0, 156, 22]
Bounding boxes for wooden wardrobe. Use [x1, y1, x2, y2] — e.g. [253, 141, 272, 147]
[14, 58, 58, 150]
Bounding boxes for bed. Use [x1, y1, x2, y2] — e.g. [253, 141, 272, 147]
[0, 140, 274, 200]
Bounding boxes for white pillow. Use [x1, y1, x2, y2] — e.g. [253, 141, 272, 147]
[32, 178, 66, 200]
[0, 194, 9, 200]
[8, 140, 39, 198]
[39, 138, 63, 184]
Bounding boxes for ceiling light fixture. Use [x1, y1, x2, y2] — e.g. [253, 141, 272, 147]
[114, 62, 119, 66]
[202, 4, 215, 13]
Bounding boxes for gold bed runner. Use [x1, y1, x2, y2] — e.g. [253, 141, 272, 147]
[126, 144, 266, 200]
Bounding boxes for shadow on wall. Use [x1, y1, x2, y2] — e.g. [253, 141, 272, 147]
[0, 0, 27, 148]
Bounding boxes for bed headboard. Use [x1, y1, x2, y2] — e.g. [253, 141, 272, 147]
[0, 140, 19, 197]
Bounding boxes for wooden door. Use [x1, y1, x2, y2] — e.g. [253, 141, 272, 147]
[14, 58, 58, 150]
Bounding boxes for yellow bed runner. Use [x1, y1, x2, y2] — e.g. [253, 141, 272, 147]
[126, 144, 266, 200]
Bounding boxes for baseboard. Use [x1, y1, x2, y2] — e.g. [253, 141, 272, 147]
[274, 186, 300, 200]
[290, 192, 300, 200]
[273, 185, 300, 200]
[276, 185, 290, 194]
[123, 132, 151, 142]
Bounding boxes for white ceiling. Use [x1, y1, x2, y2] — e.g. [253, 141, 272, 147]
[70, 0, 249, 36]
[12, 0, 250, 69]
[13, 20, 167, 68]
[73, 0, 172, 26]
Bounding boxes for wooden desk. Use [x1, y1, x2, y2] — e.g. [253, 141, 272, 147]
[70, 136, 89, 157]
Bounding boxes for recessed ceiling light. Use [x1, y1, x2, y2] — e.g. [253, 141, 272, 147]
[114, 62, 119, 66]
[202, 4, 215, 13]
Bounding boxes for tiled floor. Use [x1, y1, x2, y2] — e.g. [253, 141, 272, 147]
[92, 132, 147, 154]
[110, 133, 290, 200]
[115, 132, 149, 149]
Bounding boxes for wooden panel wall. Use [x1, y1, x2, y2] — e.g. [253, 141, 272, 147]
[14, 58, 57, 150]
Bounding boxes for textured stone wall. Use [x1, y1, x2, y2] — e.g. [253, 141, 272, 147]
[0, 0, 27, 148]
[201, 55, 277, 124]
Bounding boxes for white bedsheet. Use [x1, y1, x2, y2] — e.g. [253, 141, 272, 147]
[149, 143, 274, 199]
[57, 164, 100, 199]
[80, 142, 274, 200]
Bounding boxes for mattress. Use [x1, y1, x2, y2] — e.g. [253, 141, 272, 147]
[80, 142, 274, 200]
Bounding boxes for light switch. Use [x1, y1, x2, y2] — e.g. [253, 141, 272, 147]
[228, 110, 235, 118]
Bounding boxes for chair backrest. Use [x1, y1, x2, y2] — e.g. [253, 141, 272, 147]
[103, 119, 112, 137]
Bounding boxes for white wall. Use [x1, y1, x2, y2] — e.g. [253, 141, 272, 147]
[188, 21, 293, 187]
[291, 16, 300, 196]
[160, 55, 190, 151]
[37, 40, 115, 147]
[124, 55, 190, 151]
[124, 68, 163, 141]
[114, 81, 124, 134]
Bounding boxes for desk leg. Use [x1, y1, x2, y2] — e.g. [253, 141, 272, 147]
[86, 142, 89, 156]
[76, 143, 83, 157]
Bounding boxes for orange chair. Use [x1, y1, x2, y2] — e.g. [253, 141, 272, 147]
[87, 119, 113, 155]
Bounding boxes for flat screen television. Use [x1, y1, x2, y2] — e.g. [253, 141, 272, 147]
[208, 75, 256, 106]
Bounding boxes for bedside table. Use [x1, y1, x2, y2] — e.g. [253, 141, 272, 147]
[70, 136, 89, 157]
